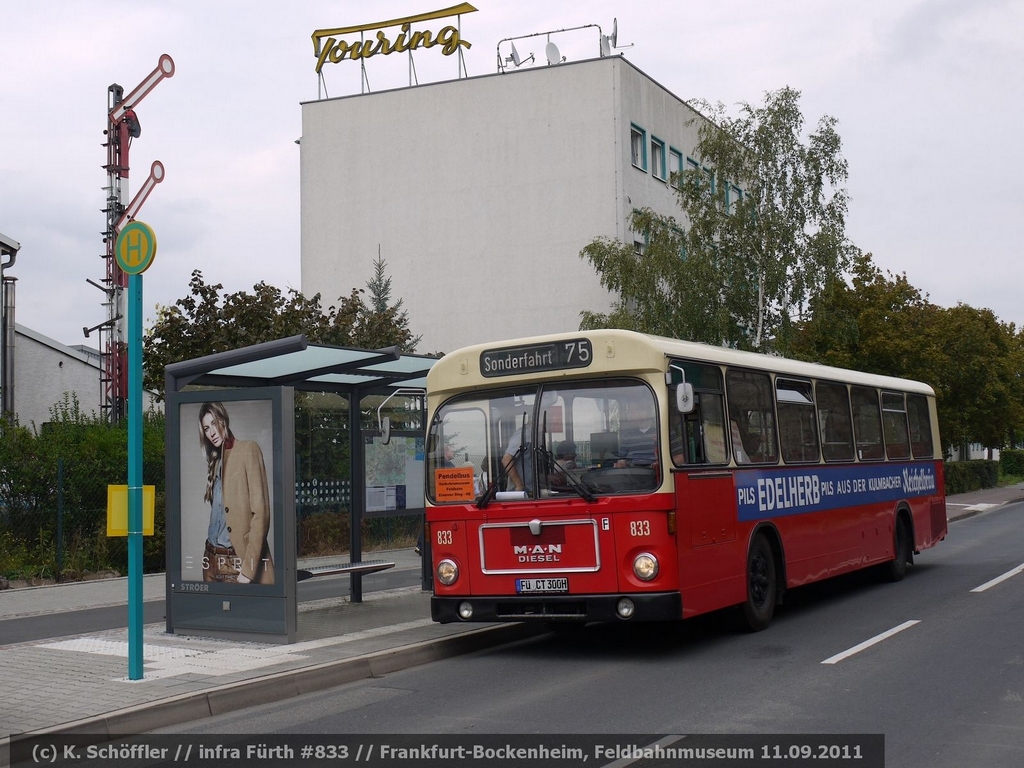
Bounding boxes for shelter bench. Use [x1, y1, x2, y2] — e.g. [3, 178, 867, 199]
[297, 559, 395, 582]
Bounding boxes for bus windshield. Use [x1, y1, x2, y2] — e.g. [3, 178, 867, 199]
[426, 379, 660, 504]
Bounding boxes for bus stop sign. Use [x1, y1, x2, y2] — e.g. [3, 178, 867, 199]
[115, 220, 157, 274]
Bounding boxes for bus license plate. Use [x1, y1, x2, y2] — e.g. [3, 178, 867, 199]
[516, 578, 569, 594]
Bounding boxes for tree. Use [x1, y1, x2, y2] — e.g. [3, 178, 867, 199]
[791, 253, 1024, 456]
[930, 305, 1020, 457]
[144, 260, 422, 399]
[361, 251, 422, 352]
[581, 87, 853, 352]
[790, 252, 942, 381]
[579, 208, 731, 343]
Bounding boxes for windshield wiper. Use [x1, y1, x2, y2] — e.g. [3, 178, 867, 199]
[538, 409, 597, 503]
[477, 412, 529, 509]
[543, 448, 598, 502]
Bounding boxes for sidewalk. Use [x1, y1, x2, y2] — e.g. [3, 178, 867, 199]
[2, 486, 1022, 755]
[0, 548, 542, 754]
[944, 481, 1024, 520]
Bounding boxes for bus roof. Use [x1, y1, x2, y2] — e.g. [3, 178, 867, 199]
[427, 329, 936, 398]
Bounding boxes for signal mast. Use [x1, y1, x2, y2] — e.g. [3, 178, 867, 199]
[96, 55, 173, 421]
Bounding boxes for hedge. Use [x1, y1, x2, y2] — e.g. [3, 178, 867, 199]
[1000, 449, 1024, 477]
[943, 460, 998, 496]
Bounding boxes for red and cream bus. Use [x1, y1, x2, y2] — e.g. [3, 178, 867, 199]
[424, 330, 945, 630]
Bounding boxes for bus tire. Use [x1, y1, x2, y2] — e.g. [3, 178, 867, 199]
[883, 514, 911, 583]
[740, 534, 776, 632]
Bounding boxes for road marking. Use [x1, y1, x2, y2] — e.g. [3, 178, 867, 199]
[946, 502, 997, 512]
[971, 562, 1024, 593]
[821, 620, 920, 665]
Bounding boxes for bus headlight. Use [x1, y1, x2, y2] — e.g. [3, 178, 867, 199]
[436, 558, 459, 586]
[633, 552, 659, 581]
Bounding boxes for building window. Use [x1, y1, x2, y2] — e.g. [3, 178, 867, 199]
[686, 157, 700, 189]
[669, 148, 683, 189]
[702, 166, 715, 194]
[630, 124, 647, 171]
[651, 137, 666, 181]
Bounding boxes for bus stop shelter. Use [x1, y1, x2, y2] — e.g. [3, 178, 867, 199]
[163, 335, 437, 643]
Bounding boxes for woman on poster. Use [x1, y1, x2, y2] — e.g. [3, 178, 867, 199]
[198, 401, 275, 584]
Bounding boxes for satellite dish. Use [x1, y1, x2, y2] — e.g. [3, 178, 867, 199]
[511, 41, 522, 67]
[600, 36, 611, 57]
[545, 41, 561, 65]
[611, 18, 618, 48]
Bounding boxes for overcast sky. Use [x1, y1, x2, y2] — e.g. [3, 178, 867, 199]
[2, 0, 1022, 349]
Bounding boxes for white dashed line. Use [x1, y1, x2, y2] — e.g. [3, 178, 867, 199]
[971, 562, 1024, 593]
[821, 620, 920, 665]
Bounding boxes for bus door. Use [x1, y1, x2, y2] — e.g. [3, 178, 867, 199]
[669, 362, 743, 615]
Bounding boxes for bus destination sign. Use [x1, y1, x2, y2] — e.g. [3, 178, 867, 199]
[480, 339, 593, 378]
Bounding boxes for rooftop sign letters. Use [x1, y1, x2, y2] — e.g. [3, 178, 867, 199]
[312, 3, 477, 74]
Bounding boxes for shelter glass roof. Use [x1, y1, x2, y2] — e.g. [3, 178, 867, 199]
[165, 335, 438, 393]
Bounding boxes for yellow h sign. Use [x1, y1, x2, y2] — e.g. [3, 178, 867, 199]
[115, 220, 157, 274]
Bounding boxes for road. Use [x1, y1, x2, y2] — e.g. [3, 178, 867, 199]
[0, 566, 422, 645]
[166, 503, 1024, 768]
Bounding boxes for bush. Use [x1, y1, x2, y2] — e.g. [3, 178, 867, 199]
[1000, 449, 1024, 478]
[944, 460, 999, 495]
[299, 509, 351, 557]
[0, 397, 166, 580]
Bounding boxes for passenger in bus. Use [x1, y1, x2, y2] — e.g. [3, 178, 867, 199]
[555, 441, 578, 471]
[731, 420, 752, 464]
[616, 399, 658, 467]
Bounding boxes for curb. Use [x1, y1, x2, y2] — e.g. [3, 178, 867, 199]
[2, 621, 546, 757]
[947, 494, 1024, 522]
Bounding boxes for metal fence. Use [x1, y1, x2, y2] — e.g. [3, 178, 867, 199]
[2, 467, 419, 583]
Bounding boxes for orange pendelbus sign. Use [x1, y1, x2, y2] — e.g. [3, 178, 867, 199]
[435, 466, 476, 503]
[312, 3, 477, 74]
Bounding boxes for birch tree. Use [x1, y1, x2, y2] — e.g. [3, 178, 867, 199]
[582, 87, 854, 352]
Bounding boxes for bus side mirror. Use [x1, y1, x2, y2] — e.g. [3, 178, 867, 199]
[381, 416, 391, 445]
[676, 382, 695, 414]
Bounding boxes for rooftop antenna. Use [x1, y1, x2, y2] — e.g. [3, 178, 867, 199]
[545, 39, 563, 65]
[503, 40, 535, 70]
[601, 18, 633, 56]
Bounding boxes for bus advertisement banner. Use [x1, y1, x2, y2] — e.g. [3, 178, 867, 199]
[734, 463, 939, 521]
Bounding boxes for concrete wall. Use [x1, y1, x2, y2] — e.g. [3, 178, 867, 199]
[301, 56, 711, 355]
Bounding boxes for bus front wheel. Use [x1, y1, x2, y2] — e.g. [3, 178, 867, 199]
[740, 535, 776, 632]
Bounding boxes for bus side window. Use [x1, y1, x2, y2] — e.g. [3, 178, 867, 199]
[851, 386, 884, 461]
[906, 394, 934, 458]
[816, 380, 855, 462]
[669, 361, 727, 466]
[726, 368, 779, 464]
[670, 390, 727, 465]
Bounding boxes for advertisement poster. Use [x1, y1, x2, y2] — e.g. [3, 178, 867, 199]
[179, 399, 277, 585]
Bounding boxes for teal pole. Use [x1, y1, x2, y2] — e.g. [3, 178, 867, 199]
[127, 272, 144, 680]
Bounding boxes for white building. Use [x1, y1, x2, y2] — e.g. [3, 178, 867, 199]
[300, 55, 712, 354]
[7, 324, 158, 430]
[10, 324, 105, 429]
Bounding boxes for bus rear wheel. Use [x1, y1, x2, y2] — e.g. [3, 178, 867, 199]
[883, 515, 911, 582]
[740, 535, 776, 632]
